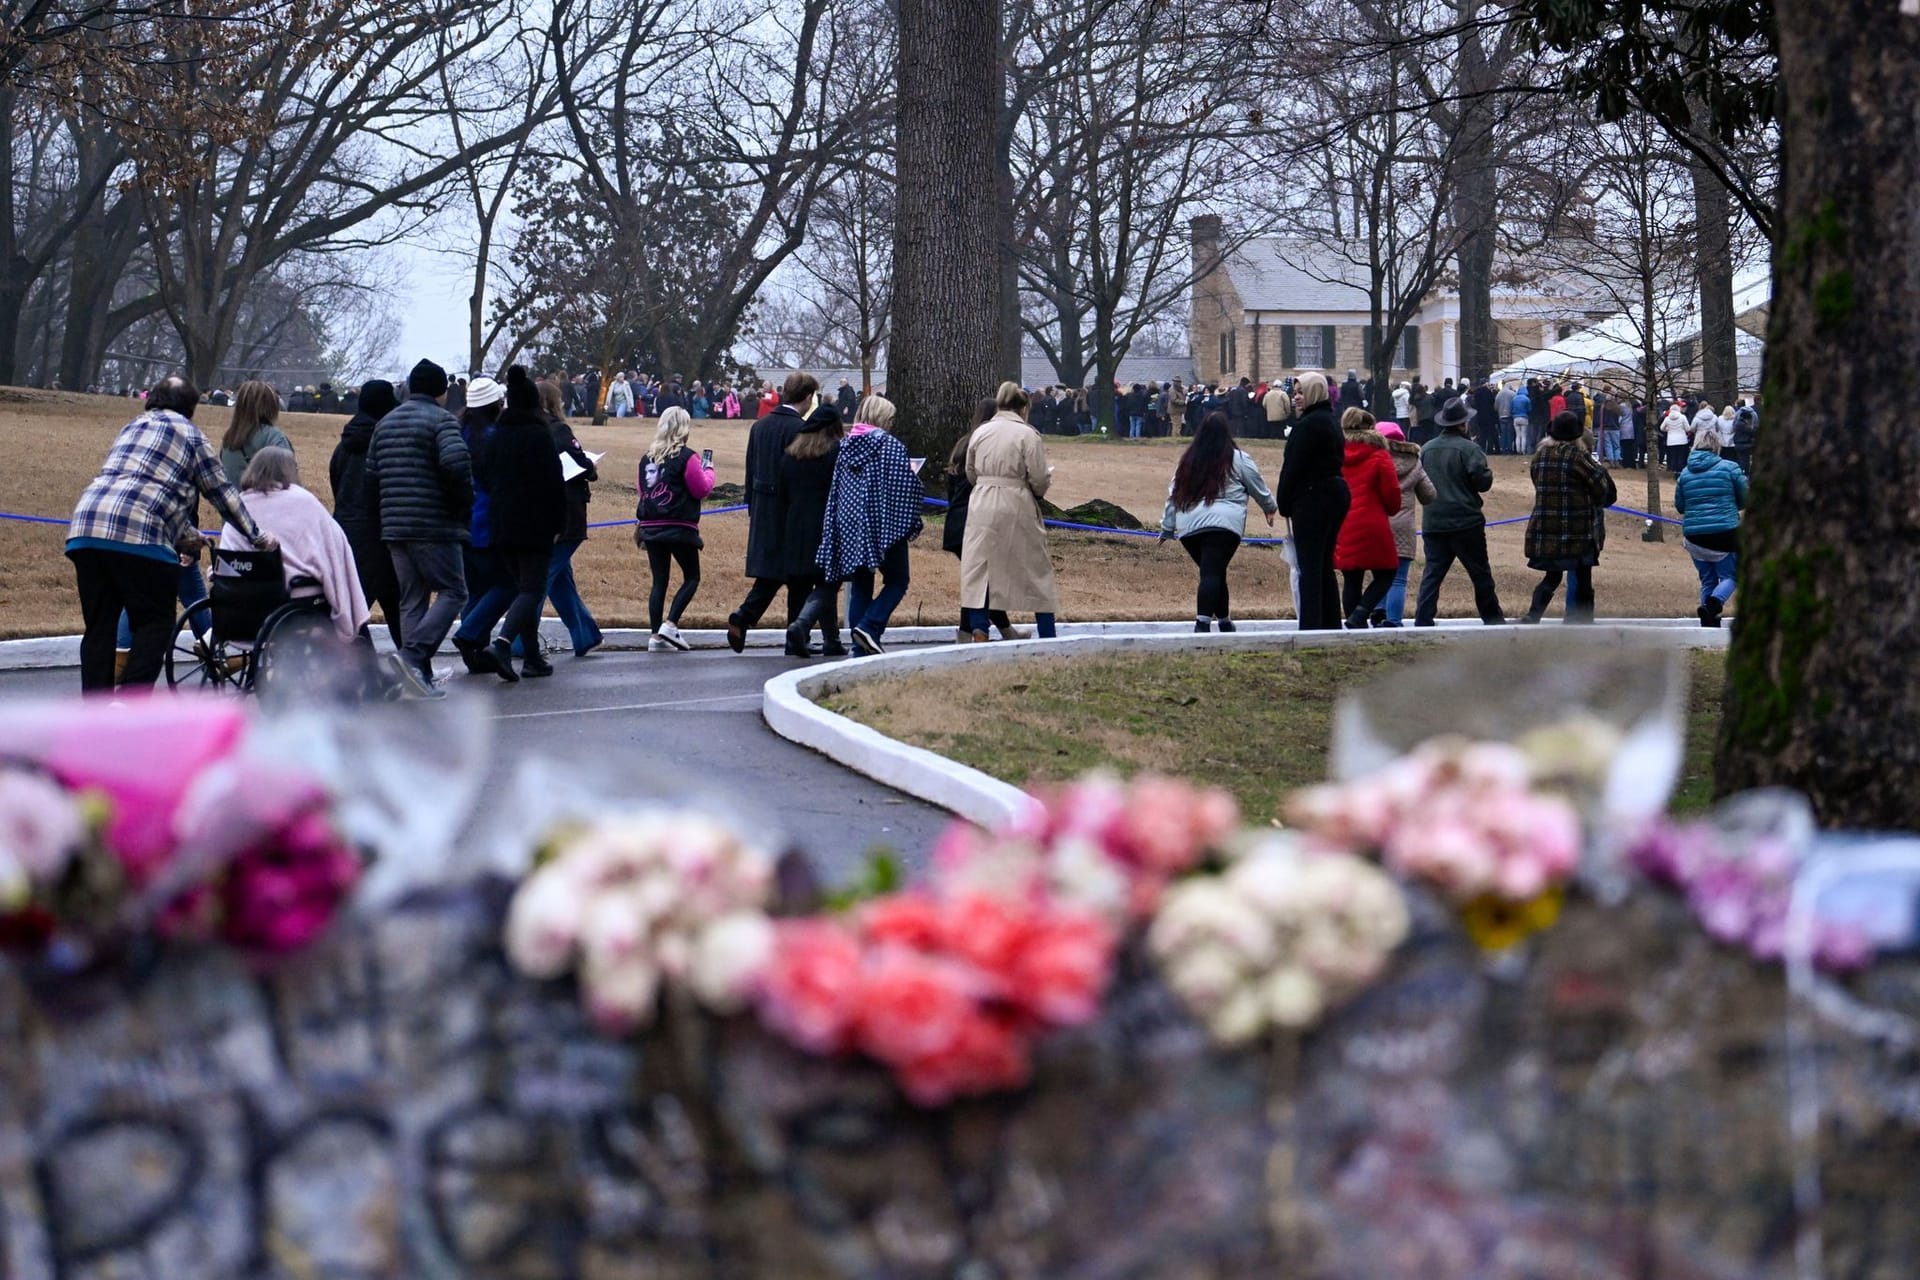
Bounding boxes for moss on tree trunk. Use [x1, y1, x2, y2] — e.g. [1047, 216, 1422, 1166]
[1713, 9, 1920, 826]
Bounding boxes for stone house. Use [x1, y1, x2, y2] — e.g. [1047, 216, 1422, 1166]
[1189, 216, 1612, 389]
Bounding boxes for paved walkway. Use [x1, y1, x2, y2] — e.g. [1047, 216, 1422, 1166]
[0, 650, 952, 885]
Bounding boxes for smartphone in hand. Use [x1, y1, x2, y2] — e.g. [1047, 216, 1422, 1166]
[702, 448, 714, 468]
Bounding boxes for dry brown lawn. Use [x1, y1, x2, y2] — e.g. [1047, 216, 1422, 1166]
[0, 387, 1705, 639]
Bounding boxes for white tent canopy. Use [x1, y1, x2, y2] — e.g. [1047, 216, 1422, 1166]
[1489, 268, 1771, 386]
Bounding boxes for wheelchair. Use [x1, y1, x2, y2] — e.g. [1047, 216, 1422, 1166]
[164, 546, 345, 701]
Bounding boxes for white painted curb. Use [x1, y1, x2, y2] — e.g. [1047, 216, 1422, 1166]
[762, 623, 1731, 827]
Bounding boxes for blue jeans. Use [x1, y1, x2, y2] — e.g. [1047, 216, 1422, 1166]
[118, 562, 208, 646]
[1382, 556, 1413, 624]
[1128, 415, 1143, 439]
[525, 538, 600, 655]
[847, 538, 911, 639]
[1692, 553, 1738, 605]
[455, 544, 514, 645]
[966, 607, 1055, 638]
[1603, 429, 1622, 462]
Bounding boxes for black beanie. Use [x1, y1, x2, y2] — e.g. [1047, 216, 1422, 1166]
[408, 358, 449, 398]
[505, 365, 541, 412]
[358, 379, 400, 420]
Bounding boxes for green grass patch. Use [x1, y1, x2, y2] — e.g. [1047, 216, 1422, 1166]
[824, 646, 1728, 823]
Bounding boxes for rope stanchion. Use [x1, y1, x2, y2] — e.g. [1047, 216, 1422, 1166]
[0, 513, 71, 528]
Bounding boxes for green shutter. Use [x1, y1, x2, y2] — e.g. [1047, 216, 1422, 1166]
[1321, 325, 1337, 369]
[1402, 328, 1419, 370]
[1281, 325, 1296, 368]
[1363, 328, 1376, 368]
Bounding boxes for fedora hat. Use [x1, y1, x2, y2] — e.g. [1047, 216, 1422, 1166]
[1436, 395, 1471, 428]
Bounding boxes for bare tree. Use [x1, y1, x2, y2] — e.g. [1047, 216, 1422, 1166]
[127, 0, 533, 386]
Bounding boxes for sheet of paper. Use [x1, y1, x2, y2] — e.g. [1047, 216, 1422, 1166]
[560, 451, 604, 482]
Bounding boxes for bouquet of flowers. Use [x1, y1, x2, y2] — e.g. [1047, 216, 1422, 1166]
[1149, 835, 1408, 1046]
[1628, 818, 1872, 973]
[0, 700, 366, 969]
[757, 890, 1114, 1105]
[1288, 738, 1582, 951]
[505, 813, 777, 1033]
[933, 772, 1240, 923]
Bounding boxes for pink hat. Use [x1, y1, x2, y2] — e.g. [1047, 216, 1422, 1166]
[1378, 422, 1406, 441]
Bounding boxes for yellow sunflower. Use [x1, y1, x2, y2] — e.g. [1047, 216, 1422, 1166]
[1460, 887, 1566, 952]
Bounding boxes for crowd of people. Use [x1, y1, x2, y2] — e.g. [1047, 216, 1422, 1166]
[62, 357, 1752, 699]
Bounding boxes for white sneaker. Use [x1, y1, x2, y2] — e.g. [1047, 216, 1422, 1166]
[658, 622, 691, 651]
[647, 634, 666, 651]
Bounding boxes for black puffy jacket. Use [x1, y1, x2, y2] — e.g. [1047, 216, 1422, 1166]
[481, 408, 566, 550]
[368, 394, 473, 543]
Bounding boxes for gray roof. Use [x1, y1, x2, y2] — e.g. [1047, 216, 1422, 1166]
[1021, 355, 1194, 389]
[1224, 239, 1378, 313]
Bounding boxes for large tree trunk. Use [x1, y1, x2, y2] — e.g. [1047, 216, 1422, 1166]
[1454, 174, 1498, 385]
[1713, 7, 1920, 827]
[889, 0, 1005, 477]
[1689, 160, 1739, 407]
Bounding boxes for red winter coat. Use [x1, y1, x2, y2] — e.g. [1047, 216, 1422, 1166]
[1334, 431, 1403, 572]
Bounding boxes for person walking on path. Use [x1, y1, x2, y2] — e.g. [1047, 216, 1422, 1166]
[1495, 381, 1516, 455]
[779, 405, 848, 657]
[369, 358, 473, 697]
[1158, 409, 1277, 632]
[1334, 408, 1404, 629]
[1377, 423, 1433, 627]
[960, 382, 1059, 641]
[66, 376, 275, 693]
[816, 395, 925, 655]
[1275, 371, 1349, 631]
[329, 378, 404, 650]
[476, 368, 567, 677]
[944, 398, 1021, 642]
[525, 377, 602, 658]
[727, 373, 816, 652]
[1673, 435, 1748, 627]
[219, 380, 293, 487]
[1520, 411, 1618, 624]
[448, 378, 513, 678]
[1412, 396, 1507, 627]
[636, 407, 715, 651]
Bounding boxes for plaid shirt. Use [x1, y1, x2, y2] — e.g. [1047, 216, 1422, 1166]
[67, 409, 261, 551]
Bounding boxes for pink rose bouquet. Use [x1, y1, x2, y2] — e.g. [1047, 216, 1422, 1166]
[934, 772, 1239, 923]
[1288, 739, 1582, 907]
[504, 813, 777, 1034]
[757, 886, 1115, 1105]
[0, 701, 364, 968]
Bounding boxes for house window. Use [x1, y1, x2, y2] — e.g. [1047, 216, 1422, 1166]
[1218, 333, 1228, 374]
[1401, 328, 1419, 369]
[1228, 330, 1237, 373]
[1557, 323, 1574, 341]
[1293, 327, 1322, 369]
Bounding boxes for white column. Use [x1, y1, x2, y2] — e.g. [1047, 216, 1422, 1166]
[1440, 322, 1459, 384]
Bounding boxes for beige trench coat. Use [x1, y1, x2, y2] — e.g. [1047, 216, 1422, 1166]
[959, 412, 1058, 612]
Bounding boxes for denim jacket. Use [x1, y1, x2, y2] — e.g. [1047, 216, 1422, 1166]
[1161, 449, 1278, 539]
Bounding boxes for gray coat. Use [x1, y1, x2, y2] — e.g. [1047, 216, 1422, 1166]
[1160, 449, 1277, 539]
[368, 394, 474, 543]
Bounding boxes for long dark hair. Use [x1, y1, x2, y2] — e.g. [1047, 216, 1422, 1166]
[1170, 411, 1236, 510]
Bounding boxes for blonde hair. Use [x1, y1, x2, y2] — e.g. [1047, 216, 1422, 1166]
[856, 394, 895, 431]
[1693, 435, 1723, 456]
[1340, 407, 1375, 432]
[648, 408, 692, 463]
[994, 381, 1030, 414]
[222, 380, 281, 453]
[1295, 372, 1330, 407]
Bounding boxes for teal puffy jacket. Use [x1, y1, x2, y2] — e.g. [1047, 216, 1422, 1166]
[1673, 451, 1748, 535]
